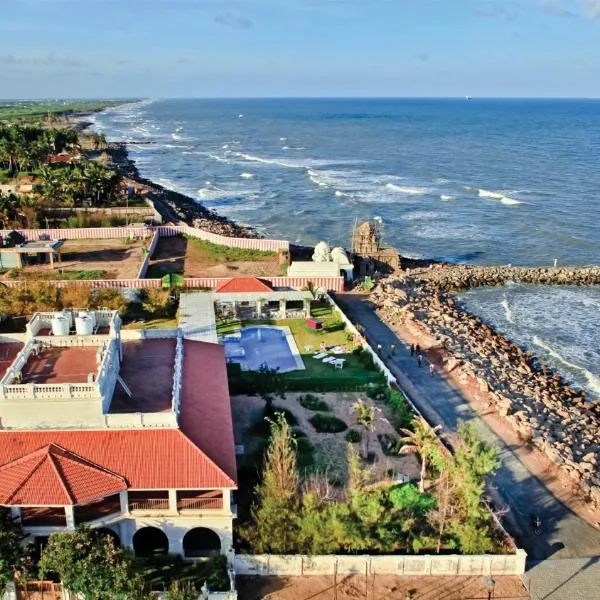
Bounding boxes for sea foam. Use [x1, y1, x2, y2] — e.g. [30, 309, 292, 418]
[478, 188, 523, 205]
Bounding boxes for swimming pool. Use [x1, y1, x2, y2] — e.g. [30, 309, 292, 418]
[221, 326, 305, 373]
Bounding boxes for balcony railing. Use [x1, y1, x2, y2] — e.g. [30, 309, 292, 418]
[74, 495, 121, 524]
[177, 497, 223, 511]
[21, 507, 67, 527]
[129, 498, 170, 512]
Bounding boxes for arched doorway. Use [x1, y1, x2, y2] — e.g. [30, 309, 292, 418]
[95, 527, 121, 548]
[133, 526, 168, 557]
[183, 527, 221, 558]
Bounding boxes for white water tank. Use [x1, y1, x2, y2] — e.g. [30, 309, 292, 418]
[51, 315, 70, 336]
[79, 310, 96, 329]
[75, 315, 94, 336]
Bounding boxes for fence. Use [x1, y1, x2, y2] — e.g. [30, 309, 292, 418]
[0, 227, 151, 241]
[136, 229, 160, 279]
[0, 279, 163, 289]
[183, 276, 345, 292]
[234, 551, 527, 577]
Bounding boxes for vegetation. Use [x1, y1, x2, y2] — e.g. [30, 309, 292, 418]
[240, 417, 502, 555]
[367, 385, 413, 430]
[0, 509, 32, 594]
[0, 100, 124, 122]
[309, 413, 348, 433]
[185, 236, 276, 264]
[298, 393, 330, 412]
[7, 269, 107, 281]
[352, 399, 375, 459]
[345, 429, 361, 443]
[39, 527, 144, 600]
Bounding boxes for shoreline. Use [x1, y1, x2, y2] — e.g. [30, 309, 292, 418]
[371, 266, 600, 522]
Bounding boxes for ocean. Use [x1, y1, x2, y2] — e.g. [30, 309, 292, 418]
[92, 98, 600, 398]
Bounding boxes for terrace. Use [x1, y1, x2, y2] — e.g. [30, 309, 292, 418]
[20, 346, 98, 385]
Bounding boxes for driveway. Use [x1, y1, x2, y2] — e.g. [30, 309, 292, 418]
[340, 293, 600, 561]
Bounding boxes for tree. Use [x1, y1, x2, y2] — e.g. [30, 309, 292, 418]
[352, 399, 375, 459]
[241, 413, 300, 553]
[0, 509, 32, 594]
[399, 416, 442, 493]
[39, 526, 143, 600]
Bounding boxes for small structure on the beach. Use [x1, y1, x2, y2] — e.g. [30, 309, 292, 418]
[0, 233, 64, 269]
[352, 219, 401, 276]
[288, 241, 354, 283]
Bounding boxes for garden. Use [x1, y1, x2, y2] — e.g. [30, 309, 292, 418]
[223, 301, 387, 393]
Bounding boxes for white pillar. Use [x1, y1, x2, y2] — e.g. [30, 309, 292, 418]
[10, 507, 21, 521]
[119, 491, 129, 514]
[65, 506, 75, 529]
[168, 489, 178, 513]
[222, 489, 231, 514]
[279, 299, 286, 318]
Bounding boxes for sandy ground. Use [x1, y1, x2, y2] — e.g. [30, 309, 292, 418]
[57, 238, 146, 279]
[391, 312, 600, 529]
[237, 574, 530, 600]
[231, 392, 420, 486]
[147, 236, 281, 278]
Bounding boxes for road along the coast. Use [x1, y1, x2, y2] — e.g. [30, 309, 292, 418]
[339, 293, 600, 561]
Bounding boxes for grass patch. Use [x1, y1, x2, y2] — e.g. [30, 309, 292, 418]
[309, 413, 347, 434]
[298, 394, 330, 412]
[7, 269, 108, 281]
[186, 236, 277, 264]
[122, 317, 179, 330]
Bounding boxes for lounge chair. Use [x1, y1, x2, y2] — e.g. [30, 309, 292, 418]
[333, 358, 345, 369]
[322, 356, 336, 364]
[313, 352, 328, 360]
[331, 346, 345, 354]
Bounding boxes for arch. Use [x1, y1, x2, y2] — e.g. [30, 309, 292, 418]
[183, 527, 221, 558]
[95, 527, 121, 548]
[133, 526, 169, 557]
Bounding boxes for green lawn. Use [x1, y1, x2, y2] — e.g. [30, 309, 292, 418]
[185, 236, 277, 263]
[122, 317, 179, 330]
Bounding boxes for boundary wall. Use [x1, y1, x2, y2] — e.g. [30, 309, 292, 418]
[234, 550, 527, 577]
[136, 229, 160, 279]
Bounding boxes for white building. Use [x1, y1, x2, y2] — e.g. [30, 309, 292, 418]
[0, 310, 237, 559]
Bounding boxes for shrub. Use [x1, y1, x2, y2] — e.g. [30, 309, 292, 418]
[345, 429, 361, 443]
[389, 483, 436, 514]
[142, 288, 172, 315]
[298, 394, 330, 412]
[60, 284, 92, 309]
[90, 288, 128, 315]
[309, 413, 347, 433]
[378, 433, 403, 456]
[294, 431, 315, 470]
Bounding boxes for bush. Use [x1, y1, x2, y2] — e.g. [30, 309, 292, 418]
[251, 406, 298, 437]
[90, 288, 128, 315]
[309, 413, 347, 433]
[294, 430, 316, 470]
[142, 288, 172, 316]
[298, 394, 330, 412]
[60, 284, 93, 309]
[345, 429, 361, 443]
[353, 347, 376, 371]
[389, 483, 436, 514]
[378, 433, 403, 456]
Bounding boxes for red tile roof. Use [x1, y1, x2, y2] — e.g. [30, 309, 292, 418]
[215, 276, 272, 293]
[0, 342, 237, 507]
[0, 444, 127, 505]
[179, 341, 237, 484]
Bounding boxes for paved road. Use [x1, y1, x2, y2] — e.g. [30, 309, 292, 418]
[340, 294, 600, 561]
[525, 557, 600, 599]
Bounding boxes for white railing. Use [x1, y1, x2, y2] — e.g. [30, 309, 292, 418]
[103, 411, 177, 428]
[172, 334, 184, 416]
[234, 550, 527, 577]
[0, 382, 99, 400]
[0, 340, 36, 384]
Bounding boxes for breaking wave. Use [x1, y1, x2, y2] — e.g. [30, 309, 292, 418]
[478, 188, 523, 205]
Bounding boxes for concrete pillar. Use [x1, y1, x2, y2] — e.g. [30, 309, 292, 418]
[222, 489, 231, 514]
[303, 299, 311, 317]
[10, 507, 21, 521]
[119, 491, 129, 514]
[256, 299, 263, 319]
[119, 519, 134, 550]
[168, 489, 178, 513]
[279, 299, 286, 318]
[65, 506, 75, 529]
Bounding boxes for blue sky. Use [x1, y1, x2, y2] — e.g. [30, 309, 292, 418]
[1, 0, 599, 98]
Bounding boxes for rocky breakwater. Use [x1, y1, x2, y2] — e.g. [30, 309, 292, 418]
[370, 264, 600, 508]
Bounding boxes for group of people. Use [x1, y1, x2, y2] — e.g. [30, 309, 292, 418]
[372, 341, 435, 375]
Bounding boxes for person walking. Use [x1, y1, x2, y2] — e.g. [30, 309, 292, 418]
[410, 343, 415, 357]
[417, 353, 423, 368]
[377, 343, 382, 356]
[390, 343, 397, 356]
[415, 344, 421, 356]
[429, 363, 434, 376]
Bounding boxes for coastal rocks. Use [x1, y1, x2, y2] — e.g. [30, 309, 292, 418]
[370, 266, 600, 508]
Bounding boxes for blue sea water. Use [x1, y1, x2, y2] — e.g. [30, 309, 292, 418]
[92, 98, 600, 398]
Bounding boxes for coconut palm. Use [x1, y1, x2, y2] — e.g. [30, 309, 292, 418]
[399, 417, 442, 493]
[352, 399, 376, 460]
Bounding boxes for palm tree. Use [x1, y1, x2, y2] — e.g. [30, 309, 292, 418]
[352, 399, 376, 460]
[399, 417, 442, 493]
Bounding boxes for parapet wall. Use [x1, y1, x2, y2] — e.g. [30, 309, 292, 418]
[234, 550, 527, 576]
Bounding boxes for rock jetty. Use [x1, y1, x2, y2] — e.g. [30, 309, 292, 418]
[371, 264, 600, 508]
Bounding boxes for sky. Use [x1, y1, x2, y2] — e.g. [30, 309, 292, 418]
[1, 0, 600, 98]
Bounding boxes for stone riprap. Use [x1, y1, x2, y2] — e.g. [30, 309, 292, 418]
[370, 265, 600, 508]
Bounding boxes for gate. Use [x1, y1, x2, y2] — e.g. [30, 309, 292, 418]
[17, 581, 62, 600]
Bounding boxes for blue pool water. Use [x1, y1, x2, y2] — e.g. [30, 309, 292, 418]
[222, 326, 304, 373]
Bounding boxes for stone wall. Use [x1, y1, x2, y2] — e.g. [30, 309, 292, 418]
[370, 265, 600, 508]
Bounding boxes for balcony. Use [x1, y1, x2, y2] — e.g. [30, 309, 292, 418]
[74, 494, 121, 524]
[177, 490, 223, 512]
[21, 507, 67, 528]
[128, 491, 170, 514]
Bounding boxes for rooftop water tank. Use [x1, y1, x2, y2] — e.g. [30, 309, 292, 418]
[75, 315, 94, 336]
[79, 310, 96, 329]
[51, 315, 70, 336]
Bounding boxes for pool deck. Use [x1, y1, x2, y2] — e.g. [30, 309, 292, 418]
[178, 292, 218, 343]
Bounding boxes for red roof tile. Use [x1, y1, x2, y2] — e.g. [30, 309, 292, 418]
[215, 276, 272, 293]
[179, 341, 237, 484]
[0, 444, 127, 506]
[0, 341, 237, 506]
